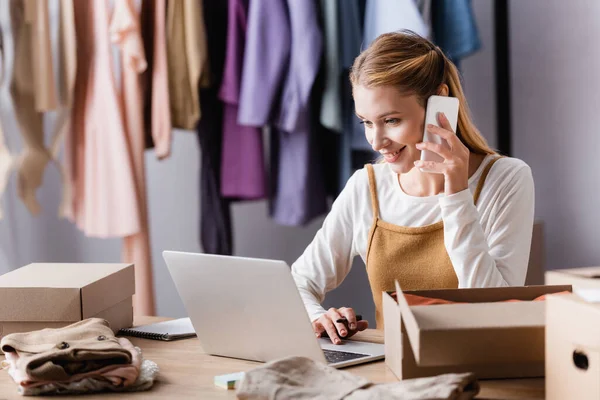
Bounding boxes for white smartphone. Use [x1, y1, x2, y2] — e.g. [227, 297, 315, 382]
[419, 95, 460, 170]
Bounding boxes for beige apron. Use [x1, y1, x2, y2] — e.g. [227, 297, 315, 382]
[365, 157, 501, 329]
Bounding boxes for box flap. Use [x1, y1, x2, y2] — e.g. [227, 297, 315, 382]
[81, 264, 134, 318]
[546, 268, 600, 289]
[394, 280, 422, 362]
[403, 284, 572, 303]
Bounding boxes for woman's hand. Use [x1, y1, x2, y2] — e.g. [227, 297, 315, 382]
[312, 307, 369, 345]
[413, 112, 470, 196]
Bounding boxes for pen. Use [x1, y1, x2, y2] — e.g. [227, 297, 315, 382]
[336, 314, 362, 324]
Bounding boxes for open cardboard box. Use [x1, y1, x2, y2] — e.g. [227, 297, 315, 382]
[545, 266, 600, 289]
[383, 280, 572, 380]
[546, 292, 600, 400]
[0, 263, 135, 342]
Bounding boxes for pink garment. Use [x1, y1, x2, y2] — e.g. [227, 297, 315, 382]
[110, 0, 156, 317]
[67, 0, 156, 315]
[67, 0, 140, 237]
[149, 0, 171, 159]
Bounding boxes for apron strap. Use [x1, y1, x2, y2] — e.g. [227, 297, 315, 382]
[473, 155, 504, 205]
[365, 164, 380, 221]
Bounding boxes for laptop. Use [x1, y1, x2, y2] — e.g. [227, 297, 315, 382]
[162, 251, 385, 368]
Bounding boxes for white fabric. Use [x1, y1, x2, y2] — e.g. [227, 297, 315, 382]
[362, 0, 429, 49]
[292, 155, 535, 322]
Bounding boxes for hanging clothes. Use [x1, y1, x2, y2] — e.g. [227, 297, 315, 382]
[0, 20, 12, 220]
[337, 0, 368, 193]
[68, 0, 156, 315]
[269, 0, 327, 226]
[9, 0, 66, 216]
[363, 0, 429, 48]
[239, 0, 327, 227]
[140, 0, 171, 159]
[319, 0, 342, 133]
[166, 0, 209, 130]
[51, 0, 77, 219]
[197, 0, 232, 255]
[431, 0, 481, 69]
[219, 0, 265, 200]
[110, 0, 156, 316]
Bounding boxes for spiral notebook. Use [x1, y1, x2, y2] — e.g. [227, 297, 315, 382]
[118, 318, 196, 341]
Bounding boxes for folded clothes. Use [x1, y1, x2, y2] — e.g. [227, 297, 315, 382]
[237, 356, 479, 400]
[1, 318, 159, 395]
[1, 318, 132, 383]
[393, 291, 571, 306]
[17, 347, 159, 396]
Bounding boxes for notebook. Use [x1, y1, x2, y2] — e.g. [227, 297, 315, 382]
[118, 318, 196, 341]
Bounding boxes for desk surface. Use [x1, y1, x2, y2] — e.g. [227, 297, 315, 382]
[0, 317, 545, 399]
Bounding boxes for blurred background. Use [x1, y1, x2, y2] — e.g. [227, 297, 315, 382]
[0, 0, 596, 326]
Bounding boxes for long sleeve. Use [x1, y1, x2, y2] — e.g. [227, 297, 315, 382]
[237, 0, 290, 126]
[291, 172, 359, 322]
[439, 163, 535, 287]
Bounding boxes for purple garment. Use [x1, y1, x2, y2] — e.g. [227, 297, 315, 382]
[238, 0, 326, 226]
[238, 0, 290, 126]
[219, 0, 266, 199]
[271, 0, 326, 226]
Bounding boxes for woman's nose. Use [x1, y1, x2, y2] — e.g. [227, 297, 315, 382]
[371, 133, 389, 151]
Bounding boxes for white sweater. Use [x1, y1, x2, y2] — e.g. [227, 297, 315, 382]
[291, 155, 535, 322]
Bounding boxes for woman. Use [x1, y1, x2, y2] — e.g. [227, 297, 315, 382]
[291, 31, 534, 344]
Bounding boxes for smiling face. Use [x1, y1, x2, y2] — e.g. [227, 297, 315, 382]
[354, 85, 426, 174]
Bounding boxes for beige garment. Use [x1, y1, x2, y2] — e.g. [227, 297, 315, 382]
[0, 19, 13, 220]
[52, 0, 77, 218]
[1, 318, 132, 383]
[236, 356, 479, 400]
[19, 349, 158, 396]
[110, 0, 156, 316]
[365, 157, 502, 329]
[9, 0, 60, 215]
[148, 0, 172, 159]
[166, 0, 209, 129]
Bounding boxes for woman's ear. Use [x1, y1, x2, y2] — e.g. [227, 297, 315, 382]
[437, 84, 449, 96]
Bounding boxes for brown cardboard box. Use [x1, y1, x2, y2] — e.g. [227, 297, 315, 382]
[0, 263, 135, 339]
[383, 280, 572, 380]
[545, 266, 600, 288]
[525, 221, 545, 285]
[546, 293, 600, 400]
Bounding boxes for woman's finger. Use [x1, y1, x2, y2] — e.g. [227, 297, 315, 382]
[312, 320, 325, 338]
[416, 141, 452, 160]
[414, 159, 445, 174]
[327, 308, 348, 338]
[338, 307, 357, 331]
[321, 315, 342, 344]
[437, 112, 454, 132]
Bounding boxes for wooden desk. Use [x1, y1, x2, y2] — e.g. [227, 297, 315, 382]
[0, 317, 545, 399]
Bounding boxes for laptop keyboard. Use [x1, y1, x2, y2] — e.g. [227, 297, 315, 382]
[322, 349, 369, 364]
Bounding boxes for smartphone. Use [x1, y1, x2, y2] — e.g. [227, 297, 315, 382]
[419, 95, 460, 171]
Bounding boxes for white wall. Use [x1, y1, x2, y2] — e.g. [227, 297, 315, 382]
[510, 0, 600, 270]
[0, 1, 498, 326]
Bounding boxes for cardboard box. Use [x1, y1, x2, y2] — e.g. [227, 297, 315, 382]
[0, 263, 135, 339]
[546, 266, 600, 289]
[525, 221, 545, 285]
[383, 281, 572, 380]
[546, 293, 600, 400]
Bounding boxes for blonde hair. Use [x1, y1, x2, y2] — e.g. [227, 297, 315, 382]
[350, 30, 496, 156]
